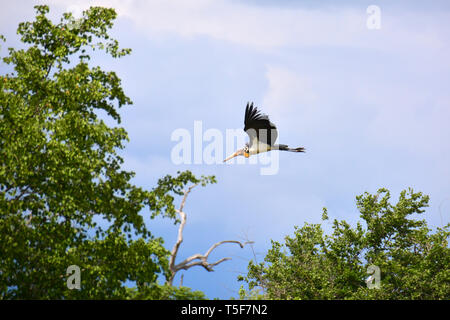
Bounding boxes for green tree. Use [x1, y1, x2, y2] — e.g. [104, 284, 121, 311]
[127, 283, 207, 300]
[239, 188, 449, 299]
[0, 5, 212, 299]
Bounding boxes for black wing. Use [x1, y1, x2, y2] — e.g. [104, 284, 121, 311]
[244, 102, 278, 146]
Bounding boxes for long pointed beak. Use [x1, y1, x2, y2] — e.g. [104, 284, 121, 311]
[223, 151, 239, 162]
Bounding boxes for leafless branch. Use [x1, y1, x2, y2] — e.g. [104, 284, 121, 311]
[167, 184, 252, 286]
[168, 183, 199, 274]
[174, 240, 250, 272]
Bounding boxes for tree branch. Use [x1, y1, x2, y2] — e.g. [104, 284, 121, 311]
[167, 184, 252, 286]
[168, 183, 199, 273]
[174, 240, 249, 272]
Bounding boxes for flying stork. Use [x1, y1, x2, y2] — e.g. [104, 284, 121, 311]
[223, 102, 305, 162]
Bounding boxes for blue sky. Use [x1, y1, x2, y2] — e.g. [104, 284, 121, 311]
[1, 0, 449, 299]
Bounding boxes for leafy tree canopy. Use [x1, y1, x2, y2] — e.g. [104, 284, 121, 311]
[239, 188, 449, 299]
[0, 5, 213, 299]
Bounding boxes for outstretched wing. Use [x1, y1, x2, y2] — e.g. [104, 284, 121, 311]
[244, 102, 278, 147]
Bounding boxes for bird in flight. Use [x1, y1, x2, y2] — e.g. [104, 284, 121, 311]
[224, 102, 305, 162]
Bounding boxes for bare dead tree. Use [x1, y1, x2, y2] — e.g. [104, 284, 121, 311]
[167, 183, 252, 286]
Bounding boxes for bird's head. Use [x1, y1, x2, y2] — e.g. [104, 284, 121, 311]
[223, 145, 249, 162]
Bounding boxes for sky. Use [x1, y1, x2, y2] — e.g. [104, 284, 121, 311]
[1, 0, 449, 299]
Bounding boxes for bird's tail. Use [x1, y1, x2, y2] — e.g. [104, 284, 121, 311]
[276, 144, 306, 152]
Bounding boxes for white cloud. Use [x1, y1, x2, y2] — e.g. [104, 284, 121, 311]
[39, 0, 449, 55]
[113, 0, 364, 49]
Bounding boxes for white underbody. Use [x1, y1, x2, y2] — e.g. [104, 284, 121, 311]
[248, 139, 273, 155]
